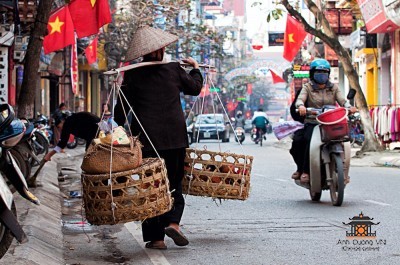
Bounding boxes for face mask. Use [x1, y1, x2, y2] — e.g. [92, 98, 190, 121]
[313, 72, 329, 84]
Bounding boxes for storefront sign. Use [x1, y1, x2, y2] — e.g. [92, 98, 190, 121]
[357, 0, 400, 33]
[268, 33, 284, 46]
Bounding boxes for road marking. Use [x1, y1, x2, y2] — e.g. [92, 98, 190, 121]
[254, 173, 264, 177]
[364, 200, 391, 206]
[275, 178, 289, 182]
[125, 222, 171, 265]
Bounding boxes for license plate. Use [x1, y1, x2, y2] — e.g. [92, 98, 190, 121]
[203, 132, 211, 138]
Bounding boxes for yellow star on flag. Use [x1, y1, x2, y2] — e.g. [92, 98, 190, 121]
[90, 0, 96, 7]
[288, 33, 295, 43]
[49, 16, 64, 34]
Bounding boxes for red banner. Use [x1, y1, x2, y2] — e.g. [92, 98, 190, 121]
[71, 39, 78, 95]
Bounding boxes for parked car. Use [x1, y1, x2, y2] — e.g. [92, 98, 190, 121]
[190, 114, 230, 143]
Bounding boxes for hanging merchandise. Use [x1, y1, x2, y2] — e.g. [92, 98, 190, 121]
[80, 68, 172, 225]
[183, 67, 254, 200]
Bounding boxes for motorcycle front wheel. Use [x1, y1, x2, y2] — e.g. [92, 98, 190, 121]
[9, 148, 32, 180]
[33, 131, 49, 155]
[0, 203, 16, 259]
[329, 153, 345, 206]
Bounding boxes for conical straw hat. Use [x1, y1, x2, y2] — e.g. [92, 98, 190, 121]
[125, 25, 178, 62]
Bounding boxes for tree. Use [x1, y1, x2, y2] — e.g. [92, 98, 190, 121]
[101, 1, 226, 66]
[16, 0, 53, 118]
[273, 0, 381, 152]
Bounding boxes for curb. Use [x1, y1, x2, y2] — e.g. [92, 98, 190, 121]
[2, 159, 64, 265]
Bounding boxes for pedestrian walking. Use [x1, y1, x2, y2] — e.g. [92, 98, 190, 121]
[114, 25, 203, 250]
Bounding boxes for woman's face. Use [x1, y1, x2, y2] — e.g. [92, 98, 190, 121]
[103, 104, 109, 111]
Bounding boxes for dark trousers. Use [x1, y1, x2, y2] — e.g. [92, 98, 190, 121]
[141, 148, 186, 242]
[289, 128, 306, 172]
[289, 124, 317, 174]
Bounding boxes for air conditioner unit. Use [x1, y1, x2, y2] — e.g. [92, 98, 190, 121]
[14, 51, 25, 61]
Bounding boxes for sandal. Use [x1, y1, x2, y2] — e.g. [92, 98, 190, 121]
[291, 172, 301, 180]
[300, 173, 310, 183]
[145, 241, 167, 250]
[165, 226, 189, 246]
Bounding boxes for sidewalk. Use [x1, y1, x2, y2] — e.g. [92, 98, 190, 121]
[2, 147, 84, 265]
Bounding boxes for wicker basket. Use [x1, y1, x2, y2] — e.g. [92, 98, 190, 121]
[182, 148, 253, 200]
[81, 158, 172, 225]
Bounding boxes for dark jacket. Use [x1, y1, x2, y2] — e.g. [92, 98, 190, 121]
[290, 89, 305, 123]
[58, 112, 100, 149]
[114, 62, 203, 152]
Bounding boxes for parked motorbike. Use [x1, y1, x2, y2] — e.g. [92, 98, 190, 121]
[294, 106, 352, 206]
[30, 113, 51, 155]
[234, 126, 245, 144]
[0, 104, 40, 258]
[348, 112, 364, 147]
[66, 134, 78, 149]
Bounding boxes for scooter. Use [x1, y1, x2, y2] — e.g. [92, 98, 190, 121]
[294, 106, 352, 206]
[234, 127, 245, 144]
[0, 104, 40, 258]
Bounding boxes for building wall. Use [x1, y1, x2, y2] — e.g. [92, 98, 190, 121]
[355, 48, 379, 105]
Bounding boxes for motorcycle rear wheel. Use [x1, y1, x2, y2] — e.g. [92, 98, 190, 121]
[329, 153, 345, 206]
[0, 203, 16, 259]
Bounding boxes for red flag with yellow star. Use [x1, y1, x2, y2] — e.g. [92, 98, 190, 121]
[85, 37, 98, 64]
[68, 0, 112, 38]
[43, 6, 75, 54]
[283, 15, 307, 62]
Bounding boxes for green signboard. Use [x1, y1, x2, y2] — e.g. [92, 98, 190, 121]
[210, 87, 220, 92]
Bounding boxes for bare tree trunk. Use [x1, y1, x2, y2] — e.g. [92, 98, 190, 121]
[281, 0, 382, 152]
[17, 0, 53, 118]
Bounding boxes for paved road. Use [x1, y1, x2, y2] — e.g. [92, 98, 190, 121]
[4, 135, 400, 265]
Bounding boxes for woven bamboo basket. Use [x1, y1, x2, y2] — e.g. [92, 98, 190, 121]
[182, 148, 253, 200]
[81, 158, 172, 225]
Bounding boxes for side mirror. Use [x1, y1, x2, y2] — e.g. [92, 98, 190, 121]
[347, 88, 356, 100]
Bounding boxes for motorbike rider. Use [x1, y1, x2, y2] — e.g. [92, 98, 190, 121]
[251, 108, 269, 142]
[234, 111, 245, 128]
[294, 58, 357, 183]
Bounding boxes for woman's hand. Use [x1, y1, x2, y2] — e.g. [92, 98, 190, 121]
[349, 106, 358, 114]
[181, 57, 199, 69]
[298, 105, 307, 116]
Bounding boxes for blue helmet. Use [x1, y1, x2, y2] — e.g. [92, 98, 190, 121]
[310, 58, 331, 72]
[310, 59, 331, 84]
